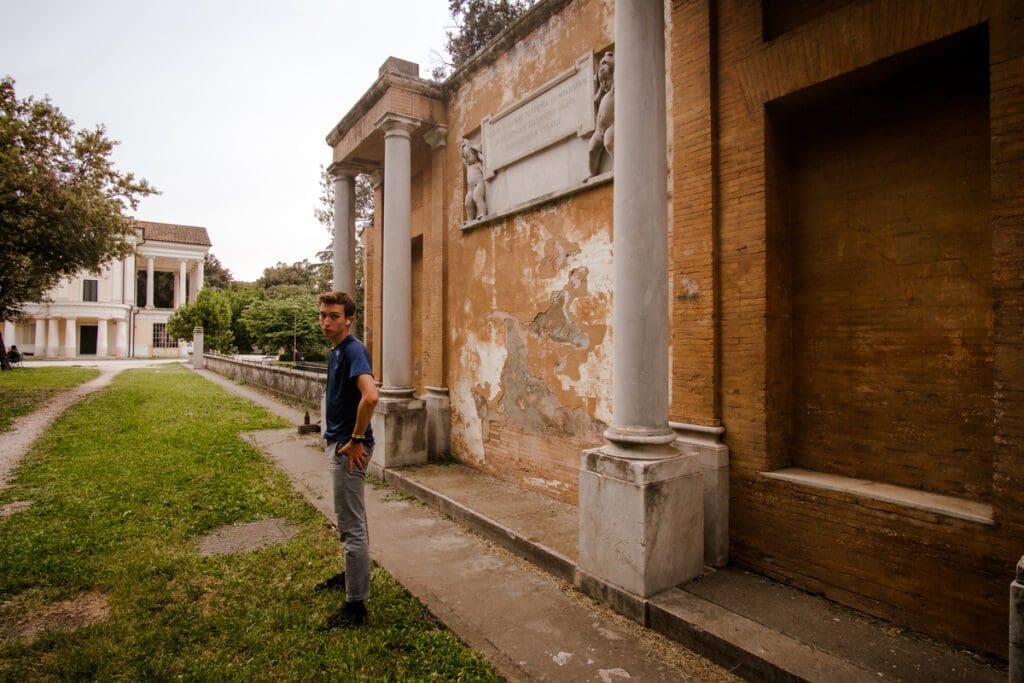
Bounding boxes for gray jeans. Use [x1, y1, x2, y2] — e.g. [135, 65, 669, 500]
[327, 441, 371, 602]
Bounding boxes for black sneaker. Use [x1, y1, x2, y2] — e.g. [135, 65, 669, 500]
[314, 572, 346, 592]
[321, 601, 368, 630]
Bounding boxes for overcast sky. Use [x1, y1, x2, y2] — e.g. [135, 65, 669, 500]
[1, 0, 453, 281]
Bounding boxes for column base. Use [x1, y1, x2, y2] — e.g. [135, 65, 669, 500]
[368, 396, 427, 476]
[423, 386, 450, 459]
[671, 422, 730, 568]
[579, 446, 704, 598]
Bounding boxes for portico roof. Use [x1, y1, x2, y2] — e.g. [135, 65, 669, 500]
[135, 220, 211, 247]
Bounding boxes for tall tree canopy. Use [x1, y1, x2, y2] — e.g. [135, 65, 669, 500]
[434, 0, 535, 78]
[202, 252, 233, 290]
[0, 76, 155, 367]
[166, 287, 234, 353]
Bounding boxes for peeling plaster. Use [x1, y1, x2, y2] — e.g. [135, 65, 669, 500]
[497, 319, 605, 439]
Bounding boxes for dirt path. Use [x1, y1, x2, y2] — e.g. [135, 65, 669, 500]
[0, 360, 180, 490]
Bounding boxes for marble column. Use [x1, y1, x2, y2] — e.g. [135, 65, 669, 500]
[379, 114, 417, 397]
[46, 319, 60, 357]
[34, 318, 46, 356]
[177, 260, 187, 308]
[115, 320, 129, 358]
[145, 257, 155, 309]
[329, 162, 362, 296]
[369, 113, 427, 474]
[578, 0, 703, 605]
[96, 319, 109, 357]
[126, 253, 137, 306]
[63, 318, 77, 358]
[3, 320, 14, 348]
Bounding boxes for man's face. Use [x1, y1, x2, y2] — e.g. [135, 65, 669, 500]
[319, 303, 348, 344]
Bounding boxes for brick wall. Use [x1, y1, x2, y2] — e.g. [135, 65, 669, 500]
[710, 0, 1024, 656]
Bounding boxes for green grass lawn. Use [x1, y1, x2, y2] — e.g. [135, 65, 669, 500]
[0, 366, 100, 432]
[0, 364, 499, 681]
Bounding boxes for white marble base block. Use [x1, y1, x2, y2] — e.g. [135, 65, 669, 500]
[579, 449, 704, 598]
[370, 396, 427, 472]
[423, 387, 451, 459]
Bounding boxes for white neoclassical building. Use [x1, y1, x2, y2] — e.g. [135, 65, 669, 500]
[5, 220, 211, 359]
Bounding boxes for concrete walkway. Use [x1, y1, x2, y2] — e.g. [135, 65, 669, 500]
[194, 368, 1008, 682]
[194, 368, 735, 681]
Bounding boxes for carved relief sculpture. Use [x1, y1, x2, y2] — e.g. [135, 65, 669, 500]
[461, 140, 487, 221]
[588, 51, 614, 177]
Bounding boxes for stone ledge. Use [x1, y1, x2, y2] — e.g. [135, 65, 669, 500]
[648, 588, 872, 683]
[761, 467, 993, 525]
[461, 171, 612, 232]
[382, 468, 576, 584]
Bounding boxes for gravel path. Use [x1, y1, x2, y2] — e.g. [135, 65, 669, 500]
[0, 360, 180, 490]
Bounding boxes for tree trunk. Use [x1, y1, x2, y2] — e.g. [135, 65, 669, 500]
[0, 332, 11, 371]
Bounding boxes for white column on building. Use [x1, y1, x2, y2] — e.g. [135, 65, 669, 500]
[3, 320, 14, 348]
[379, 113, 418, 397]
[578, 0, 704, 599]
[34, 318, 46, 356]
[96, 319, 109, 357]
[115, 320, 129, 358]
[46, 319, 60, 357]
[145, 257, 155, 309]
[367, 113, 429, 472]
[63, 318, 77, 358]
[126, 253, 137, 306]
[112, 257, 124, 302]
[177, 260, 187, 308]
[329, 161, 362, 296]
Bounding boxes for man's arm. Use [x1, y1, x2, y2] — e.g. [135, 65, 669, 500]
[338, 373, 379, 472]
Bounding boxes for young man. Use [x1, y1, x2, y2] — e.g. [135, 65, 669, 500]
[315, 291, 379, 629]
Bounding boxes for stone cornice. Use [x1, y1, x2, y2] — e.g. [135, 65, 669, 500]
[327, 161, 367, 179]
[326, 71, 443, 148]
[442, 0, 576, 93]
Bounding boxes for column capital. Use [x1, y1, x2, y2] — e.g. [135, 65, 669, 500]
[423, 125, 448, 149]
[376, 112, 420, 137]
[327, 161, 366, 180]
[369, 169, 384, 189]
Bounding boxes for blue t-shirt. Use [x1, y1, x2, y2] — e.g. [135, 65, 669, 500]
[323, 335, 375, 446]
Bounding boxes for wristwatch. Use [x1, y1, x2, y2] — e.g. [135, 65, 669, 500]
[349, 434, 366, 443]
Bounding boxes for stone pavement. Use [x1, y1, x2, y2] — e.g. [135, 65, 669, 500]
[197, 367, 1007, 681]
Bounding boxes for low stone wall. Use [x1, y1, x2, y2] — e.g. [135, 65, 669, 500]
[203, 354, 325, 408]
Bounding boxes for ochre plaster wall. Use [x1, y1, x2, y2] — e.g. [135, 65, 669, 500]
[442, 0, 614, 503]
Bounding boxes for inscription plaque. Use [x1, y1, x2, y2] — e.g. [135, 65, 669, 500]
[482, 54, 595, 178]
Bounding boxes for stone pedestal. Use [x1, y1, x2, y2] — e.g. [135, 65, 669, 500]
[579, 449, 704, 598]
[192, 327, 205, 369]
[1012, 555, 1024, 683]
[423, 386, 451, 459]
[368, 396, 427, 476]
[672, 422, 730, 568]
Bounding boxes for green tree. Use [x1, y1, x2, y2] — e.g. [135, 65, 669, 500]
[224, 282, 263, 353]
[257, 259, 328, 293]
[432, 0, 535, 79]
[238, 294, 325, 362]
[203, 252, 233, 289]
[0, 77, 156, 368]
[166, 288, 233, 352]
